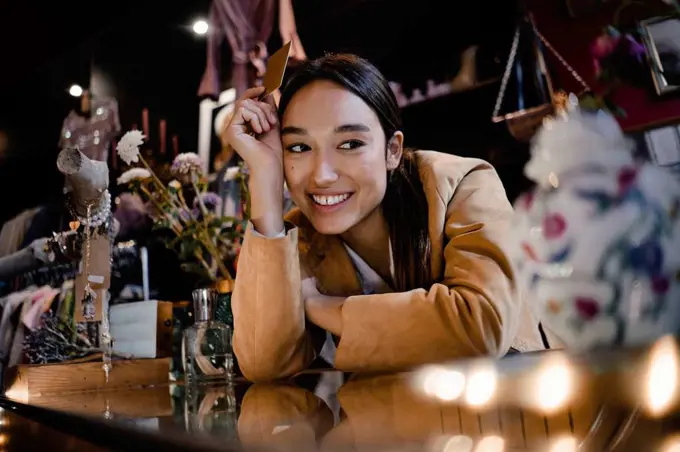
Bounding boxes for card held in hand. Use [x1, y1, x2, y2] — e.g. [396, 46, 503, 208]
[262, 42, 292, 98]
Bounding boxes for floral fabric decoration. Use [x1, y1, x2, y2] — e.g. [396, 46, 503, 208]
[509, 106, 680, 350]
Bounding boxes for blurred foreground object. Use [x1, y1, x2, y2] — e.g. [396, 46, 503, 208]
[509, 103, 680, 350]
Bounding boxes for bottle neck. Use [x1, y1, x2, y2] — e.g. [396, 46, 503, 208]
[192, 288, 216, 323]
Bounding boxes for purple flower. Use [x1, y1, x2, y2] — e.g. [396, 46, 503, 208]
[178, 208, 192, 221]
[620, 34, 646, 63]
[171, 152, 203, 178]
[194, 192, 222, 213]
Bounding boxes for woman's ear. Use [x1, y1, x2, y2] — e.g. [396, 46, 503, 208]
[386, 131, 404, 170]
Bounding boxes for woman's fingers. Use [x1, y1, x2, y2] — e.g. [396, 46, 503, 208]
[224, 87, 282, 165]
[261, 95, 279, 123]
[243, 86, 266, 100]
[242, 99, 272, 132]
[240, 107, 264, 134]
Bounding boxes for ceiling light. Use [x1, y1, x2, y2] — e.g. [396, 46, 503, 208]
[193, 20, 209, 35]
[68, 84, 83, 97]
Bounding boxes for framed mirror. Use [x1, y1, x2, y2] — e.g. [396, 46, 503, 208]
[640, 16, 680, 96]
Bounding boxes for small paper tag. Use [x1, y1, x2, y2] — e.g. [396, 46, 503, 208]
[75, 234, 111, 323]
[88, 275, 105, 284]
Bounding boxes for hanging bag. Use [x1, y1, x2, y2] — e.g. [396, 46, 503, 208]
[492, 15, 592, 142]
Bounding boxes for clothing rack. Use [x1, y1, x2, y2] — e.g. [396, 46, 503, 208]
[11, 262, 79, 294]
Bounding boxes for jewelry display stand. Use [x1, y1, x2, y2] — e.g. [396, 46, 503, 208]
[4, 148, 172, 397]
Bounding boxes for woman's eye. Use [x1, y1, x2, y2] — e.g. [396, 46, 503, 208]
[339, 140, 365, 150]
[286, 143, 311, 153]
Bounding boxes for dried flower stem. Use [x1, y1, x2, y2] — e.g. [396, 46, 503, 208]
[191, 178, 232, 281]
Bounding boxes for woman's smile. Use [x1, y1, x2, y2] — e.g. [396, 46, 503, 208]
[309, 192, 354, 212]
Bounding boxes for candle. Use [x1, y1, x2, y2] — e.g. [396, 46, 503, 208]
[159, 120, 167, 155]
[141, 246, 149, 301]
[142, 108, 149, 138]
[172, 135, 179, 157]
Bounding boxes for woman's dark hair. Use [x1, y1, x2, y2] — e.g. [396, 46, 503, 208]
[278, 54, 432, 291]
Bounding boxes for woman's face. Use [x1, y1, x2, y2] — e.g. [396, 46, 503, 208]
[281, 80, 402, 235]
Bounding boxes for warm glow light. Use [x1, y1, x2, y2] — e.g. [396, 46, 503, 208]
[475, 435, 504, 452]
[0, 434, 7, 446]
[68, 84, 83, 97]
[192, 19, 209, 35]
[646, 336, 678, 416]
[465, 367, 497, 406]
[440, 435, 474, 452]
[550, 436, 577, 452]
[5, 384, 29, 403]
[660, 436, 680, 452]
[536, 357, 572, 412]
[422, 367, 466, 401]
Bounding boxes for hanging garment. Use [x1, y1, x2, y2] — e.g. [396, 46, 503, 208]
[278, 0, 307, 63]
[198, 0, 276, 99]
[0, 207, 40, 258]
[59, 97, 121, 162]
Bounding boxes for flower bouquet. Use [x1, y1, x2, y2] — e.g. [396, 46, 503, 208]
[115, 130, 249, 287]
[584, 26, 648, 116]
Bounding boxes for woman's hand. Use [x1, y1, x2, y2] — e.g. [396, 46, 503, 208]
[224, 86, 281, 167]
[224, 86, 285, 236]
[304, 296, 345, 337]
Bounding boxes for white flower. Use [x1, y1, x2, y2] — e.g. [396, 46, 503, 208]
[168, 179, 182, 190]
[117, 130, 146, 165]
[117, 168, 151, 185]
[223, 166, 240, 182]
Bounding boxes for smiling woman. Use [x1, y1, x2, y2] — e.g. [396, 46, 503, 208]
[223, 54, 546, 382]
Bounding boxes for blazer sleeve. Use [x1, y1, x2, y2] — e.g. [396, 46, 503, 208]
[334, 166, 520, 373]
[231, 225, 322, 381]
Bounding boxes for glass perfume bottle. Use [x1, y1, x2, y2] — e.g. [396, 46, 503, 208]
[182, 288, 234, 385]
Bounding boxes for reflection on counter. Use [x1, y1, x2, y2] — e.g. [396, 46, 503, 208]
[2, 336, 680, 451]
[182, 383, 238, 439]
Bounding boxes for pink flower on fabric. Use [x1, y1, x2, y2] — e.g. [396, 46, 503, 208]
[522, 242, 538, 261]
[575, 297, 600, 320]
[543, 213, 567, 239]
[519, 191, 535, 211]
[652, 276, 670, 294]
[617, 167, 637, 195]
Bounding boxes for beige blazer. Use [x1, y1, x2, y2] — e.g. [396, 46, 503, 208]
[233, 151, 544, 382]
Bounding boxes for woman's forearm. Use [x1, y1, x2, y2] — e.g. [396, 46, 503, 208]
[232, 225, 316, 381]
[248, 170, 285, 237]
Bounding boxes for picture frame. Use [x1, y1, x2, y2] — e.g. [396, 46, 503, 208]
[640, 16, 680, 96]
[628, 124, 680, 182]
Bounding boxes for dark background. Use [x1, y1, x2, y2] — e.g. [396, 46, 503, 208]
[0, 0, 537, 225]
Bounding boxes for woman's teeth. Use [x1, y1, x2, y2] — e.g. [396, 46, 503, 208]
[311, 193, 350, 206]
